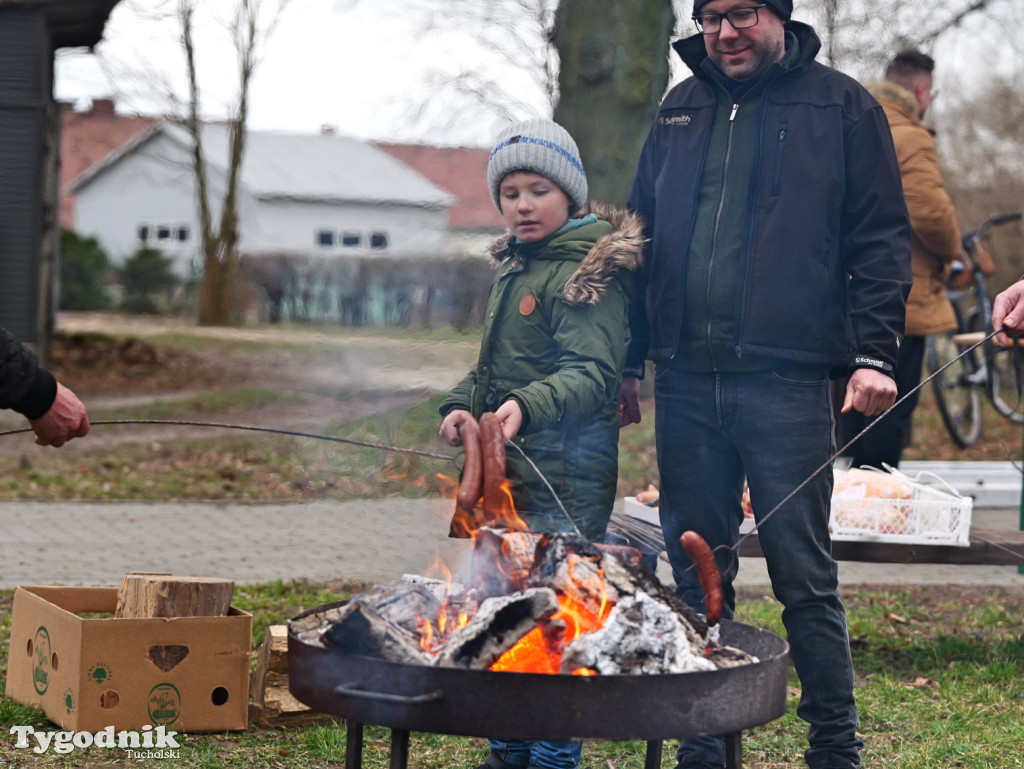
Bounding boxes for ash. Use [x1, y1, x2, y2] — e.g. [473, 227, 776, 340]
[562, 591, 719, 675]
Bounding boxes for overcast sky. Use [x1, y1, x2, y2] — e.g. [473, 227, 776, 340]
[54, 0, 1017, 148]
[54, 0, 552, 148]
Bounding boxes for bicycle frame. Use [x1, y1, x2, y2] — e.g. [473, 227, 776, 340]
[928, 212, 1023, 447]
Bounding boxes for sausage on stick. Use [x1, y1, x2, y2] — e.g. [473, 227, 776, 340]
[455, 415, 483, 513]
[679, 530, 723, 625]
[479, 411, 507, 522]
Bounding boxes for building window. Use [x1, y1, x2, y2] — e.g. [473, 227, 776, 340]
[317, 229, 336, 247]
[156, 225, 171, 241]
[341, 232, 361, 247]
[370, 232, 388, 249]
[137, 225, 150, 242]
[176, 225, 190, 242]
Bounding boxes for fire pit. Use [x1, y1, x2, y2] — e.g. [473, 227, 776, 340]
[288, 602, 788, 769]
[288, 438, 789, 769]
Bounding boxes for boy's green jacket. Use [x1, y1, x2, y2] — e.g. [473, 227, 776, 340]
[440, 203, 644, 541]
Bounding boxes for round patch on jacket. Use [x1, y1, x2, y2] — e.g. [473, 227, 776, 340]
[519, 294, 536, 315]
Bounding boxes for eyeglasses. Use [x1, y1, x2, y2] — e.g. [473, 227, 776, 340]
[692, 3, 767, 35]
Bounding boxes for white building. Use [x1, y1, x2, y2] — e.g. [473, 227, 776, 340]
[67, 123, 455, 277]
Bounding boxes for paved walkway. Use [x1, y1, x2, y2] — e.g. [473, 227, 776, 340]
[2, 498, 1022, 590]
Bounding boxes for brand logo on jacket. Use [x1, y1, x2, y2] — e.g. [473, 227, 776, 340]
[659, 115, 692, 127]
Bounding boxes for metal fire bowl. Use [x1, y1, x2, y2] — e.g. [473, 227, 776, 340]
[288, 601, 790, 742]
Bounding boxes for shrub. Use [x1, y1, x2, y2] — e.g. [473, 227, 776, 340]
[59, 228, 112, 311]
[119, 247, 180, 314]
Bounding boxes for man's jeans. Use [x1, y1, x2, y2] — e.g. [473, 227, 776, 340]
[489, 738, 583, 769]
[654, 367, 862, 769]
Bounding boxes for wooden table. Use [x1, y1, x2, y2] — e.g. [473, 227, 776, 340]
[737, 528, 1024, 566]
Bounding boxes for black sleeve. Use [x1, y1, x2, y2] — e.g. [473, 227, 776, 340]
[0, 328, 58, 419]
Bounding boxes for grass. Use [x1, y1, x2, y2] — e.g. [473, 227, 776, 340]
[0, 321, 1021, 765]
[0, 583, 1021, 767]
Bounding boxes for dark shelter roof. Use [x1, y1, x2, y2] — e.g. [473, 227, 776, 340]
[0, 0, 121, 49]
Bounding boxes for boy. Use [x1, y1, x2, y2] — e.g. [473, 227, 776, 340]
[438, 118, 643, 769]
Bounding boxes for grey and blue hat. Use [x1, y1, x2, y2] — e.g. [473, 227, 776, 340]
[487, 118, 588, 213]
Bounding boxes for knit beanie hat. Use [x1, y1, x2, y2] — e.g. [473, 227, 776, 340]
[693, 0, 792, 21]
[487, 118, 588, 213]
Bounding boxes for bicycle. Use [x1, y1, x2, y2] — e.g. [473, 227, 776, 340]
[926, 211, 1024, 447]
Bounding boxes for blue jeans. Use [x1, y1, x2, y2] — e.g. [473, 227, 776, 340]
[489, 739, 583, 769]
[654, 367, 862, 769]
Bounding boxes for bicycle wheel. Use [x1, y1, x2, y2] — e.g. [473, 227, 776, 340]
[965, 308, 1024, 424]
[927, 331, 982, 447]
[983, 338, 1024, 424]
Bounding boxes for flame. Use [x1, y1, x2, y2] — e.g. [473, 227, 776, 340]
[436, 473, 458, 499]
[488, 479, 530, 531]
[489, 555, 612, 674]
[490, 626, 561, 674]
[416, 616, 434, 653]
[420, 467, 618, 674]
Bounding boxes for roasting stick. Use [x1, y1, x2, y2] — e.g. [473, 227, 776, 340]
[503, 439, 584, 539]
[718, 325, 1024, 574]
[0, 419, 454, 460]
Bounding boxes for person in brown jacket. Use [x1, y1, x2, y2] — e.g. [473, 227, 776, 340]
[841, 49, 962, 468]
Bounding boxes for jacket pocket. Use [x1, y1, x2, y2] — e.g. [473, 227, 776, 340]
[772, 127, 787, 197]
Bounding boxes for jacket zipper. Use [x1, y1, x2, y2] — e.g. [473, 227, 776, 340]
[706, 102, 740, 371]
[736, 89, 773, 361]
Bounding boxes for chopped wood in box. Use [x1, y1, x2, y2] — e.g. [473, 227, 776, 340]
[114, 574, 234, 618]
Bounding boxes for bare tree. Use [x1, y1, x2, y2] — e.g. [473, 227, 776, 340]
[174, 0, 292, 325]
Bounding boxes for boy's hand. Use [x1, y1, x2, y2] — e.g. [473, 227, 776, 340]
[494, 400, 523, 440]
[439, 409, 474, 447]
[618, 376, 642, 426]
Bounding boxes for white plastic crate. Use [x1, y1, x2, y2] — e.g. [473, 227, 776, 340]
[623, 495, 660, 526]
[829, 466, 972, 547]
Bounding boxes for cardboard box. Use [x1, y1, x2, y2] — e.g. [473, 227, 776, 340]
[5, 585, 252, 733]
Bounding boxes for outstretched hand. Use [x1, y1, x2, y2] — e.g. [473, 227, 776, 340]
[991, 279, 1024, 347]
[28, 383, 90, 447]
[840, 368, 897, 416]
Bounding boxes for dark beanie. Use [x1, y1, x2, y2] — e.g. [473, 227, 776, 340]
[693, 0, 792, 21]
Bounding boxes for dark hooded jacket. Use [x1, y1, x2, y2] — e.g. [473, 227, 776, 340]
[440, 204, 644, 541]
[0, 328, 57, 419]
[626, 22, 911, 377]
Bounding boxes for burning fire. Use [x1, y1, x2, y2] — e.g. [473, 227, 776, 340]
[417, 554, 471, 655]
[491, 556, 612, 675]
[427, 455, 619, 674]
[420, 492, 617, 674]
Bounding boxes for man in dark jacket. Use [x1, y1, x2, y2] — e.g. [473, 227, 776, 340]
[619, 1, 911, 768]
[0, 328, 89, 447]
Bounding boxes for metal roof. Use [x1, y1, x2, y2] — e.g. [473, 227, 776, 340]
[69, 121, 456, 209]
[0, 0, 122, 49]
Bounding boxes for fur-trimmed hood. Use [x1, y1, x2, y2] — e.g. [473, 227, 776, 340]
[487, 202, 645, 306]
[864, 80, 921, 127]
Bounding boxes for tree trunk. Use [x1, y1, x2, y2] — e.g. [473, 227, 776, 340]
[553, 0, 676, 206]
[198, 251, 237, 325]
